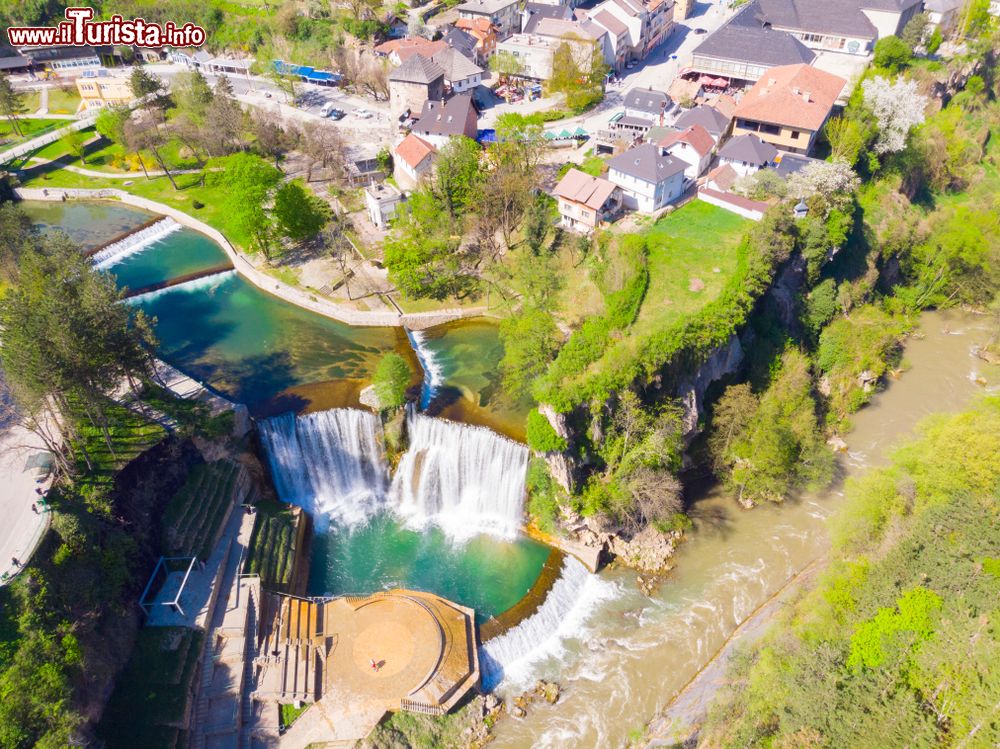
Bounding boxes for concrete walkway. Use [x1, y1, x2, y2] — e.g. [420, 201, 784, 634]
[15, 187, 489, 329]
[0, 421, 53, 585]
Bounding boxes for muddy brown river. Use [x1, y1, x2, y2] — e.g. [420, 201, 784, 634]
[491, 310, 999, 748]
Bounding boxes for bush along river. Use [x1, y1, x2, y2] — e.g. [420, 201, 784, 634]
[24, 200, 999, 743]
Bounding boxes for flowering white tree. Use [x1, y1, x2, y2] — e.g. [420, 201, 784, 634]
[862, 76, 928, 154]
[787, 160, 861, 199]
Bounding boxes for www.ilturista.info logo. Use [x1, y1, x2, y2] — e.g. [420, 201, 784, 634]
[7, 7, 206, 48]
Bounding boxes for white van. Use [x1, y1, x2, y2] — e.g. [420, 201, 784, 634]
[320, 102, 334, 117]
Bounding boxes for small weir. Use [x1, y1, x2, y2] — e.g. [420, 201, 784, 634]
[479, 556, 618, 691]
[406, 329, 446, 408]
[123, 262, 235, 299]
[125, 269, 236, 304]
[89, 216, 181, 267]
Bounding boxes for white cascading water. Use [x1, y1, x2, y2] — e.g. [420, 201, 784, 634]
[92, 217, 181, 268]
[389, 409, 529, 541]
[124, 270, 236, 304]
[258, 408, 390, 527]
[479, 556, 619, 691]
[406, 328, 446, 408]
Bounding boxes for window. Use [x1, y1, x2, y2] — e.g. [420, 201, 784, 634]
[790, 130, 800, 139]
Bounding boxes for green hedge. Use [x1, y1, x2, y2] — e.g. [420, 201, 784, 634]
[535, 213, 792, 412]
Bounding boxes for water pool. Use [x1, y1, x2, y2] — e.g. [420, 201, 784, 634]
[103, 227, 231, 292]
[310, 513, 551, 624]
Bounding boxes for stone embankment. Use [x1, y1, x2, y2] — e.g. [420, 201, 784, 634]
[14, 187, 487, 330]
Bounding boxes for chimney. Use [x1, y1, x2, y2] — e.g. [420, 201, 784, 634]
[791, 86, 799, 95]
[802, 90, 811, 102]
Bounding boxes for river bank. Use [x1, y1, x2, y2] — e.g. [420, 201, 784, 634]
[489, 309, 999, 748]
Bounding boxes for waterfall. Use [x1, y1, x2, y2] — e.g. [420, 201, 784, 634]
[92, 217, 181, 268]
[125, 270, 236, 305]
[479, 557, 619, 691]
[406, 328, 445, 408]
[389, 410, 528, 541]
[258, 408, 390, 527]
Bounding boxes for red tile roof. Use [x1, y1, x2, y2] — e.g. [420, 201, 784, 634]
[660, 124, 715, 157]
[394, 134, 436, 169]
[553, 168, 618, 210]
[734, 64, 846, 132]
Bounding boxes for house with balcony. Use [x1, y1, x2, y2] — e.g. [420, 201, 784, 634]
[607, 142, 687, 212]
[731, 63, 846, 154]
[585, 0, 675, 63]
[611, 87, 674, 139]
[456, 0, 522, 40]
[553, 168, 623, 232]
[430, 47, 486, 93]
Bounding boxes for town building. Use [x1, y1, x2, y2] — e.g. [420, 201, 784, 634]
[607, 142, 687, 212]
[552, 168, 623, 232]
[689, 2, 816, 85]
[394, 133, 437, 188]
[0, 46, 33, 75]
[375, 37, 449, 66]
[389, 55, 446, 118]
[673, 103, 731, 142]
[522, 3, 574, 34]
[609, 87, 674, 139]
[430, 48, 485, 93]
[716, 133, 779, 176]
[366, 182, 406, 228]
[923, 0, 964, 29]
[20, 45, 103, 76]
[497, 19, 613, 80]
[586, 0, 675, 62]
[659, 124, 715, 177]
[410, 94, 479, 148]
[731, 63, 846, 154]
[75, 69, 134, 111]
[454, 18, 500, 62]
[456, 0, 523, 40]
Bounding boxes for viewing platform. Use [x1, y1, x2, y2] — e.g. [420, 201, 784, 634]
[250, 590, 480, 747]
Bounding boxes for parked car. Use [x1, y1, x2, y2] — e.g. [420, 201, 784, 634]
[320, 102, 335, 116]
[328, 108, 346, 120]
[693, 27, 708, 34]
[353, 108, 373, 118]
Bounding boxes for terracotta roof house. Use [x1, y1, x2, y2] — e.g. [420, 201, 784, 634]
[430, 47, 485, 93]
[410, 94, 480, 148]
[375, 37, 449, 66]
[607, 142, 688, 213]
[659, 124, 715, 178]
[454, 17, 500, 62]
[456, 0, 522, 40]
[552, 168, 623, 233]
[673, 104, 731, 141]
[732, 63, 846, 154]
[389, 54, 446, 118]
[717, 133, 778, 176]
[394, 134, 437, 188]
[703, 163, 740, 191]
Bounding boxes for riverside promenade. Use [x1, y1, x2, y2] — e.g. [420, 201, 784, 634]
[14, 188, 488, 330]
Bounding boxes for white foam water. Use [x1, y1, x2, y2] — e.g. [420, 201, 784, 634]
[406, 328, 446, 408]
[125, 270, 236, 304]
[258, 408, 390, 527]
[479, 557, 620, 691]
[389, 409, 529, 541]
[92, 217, 181, 268]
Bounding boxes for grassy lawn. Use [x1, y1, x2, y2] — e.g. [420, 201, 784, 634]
[46, 88, 82, 115]
[0, 117, 69, 143]
[20, 153, 250, 247]
[29, 127, 202, 173]
[581, 200, 748, 378]
[280, 702, 309, 728]
[244, 499, 299, 591]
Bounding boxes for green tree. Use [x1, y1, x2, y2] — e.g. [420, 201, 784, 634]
[0, 71, 27, 136]
[94, 104, 130, 145]
[0, 201, 36, 284]
[273, 180, 329, 241]
[433, 136, 482, 220]
[489, 50, 523, 83]
[823, 115, 868, 168]
[129, 65, 166, 105]
[873, 35, 913, 73]
[219, 152, 282, 259]
[67, 129, 90, 165]
[204, 75, 246, 155]
[372, 353, 411, 410]
[171, 68, 214, 124]
[499, 307, 560, 400]
[899, 11, 928, 48]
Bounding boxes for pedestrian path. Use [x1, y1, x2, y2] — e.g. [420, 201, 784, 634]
[0, 420, 54, 586]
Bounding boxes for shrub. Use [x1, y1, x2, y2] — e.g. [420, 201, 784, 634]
[372, 353, 411, 411]
[526, 410, 567, 452]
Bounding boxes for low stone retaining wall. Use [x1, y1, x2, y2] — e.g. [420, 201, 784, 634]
[14, 187, 487, 329]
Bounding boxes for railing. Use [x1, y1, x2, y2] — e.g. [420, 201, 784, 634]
[400, 699, 445, 716]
